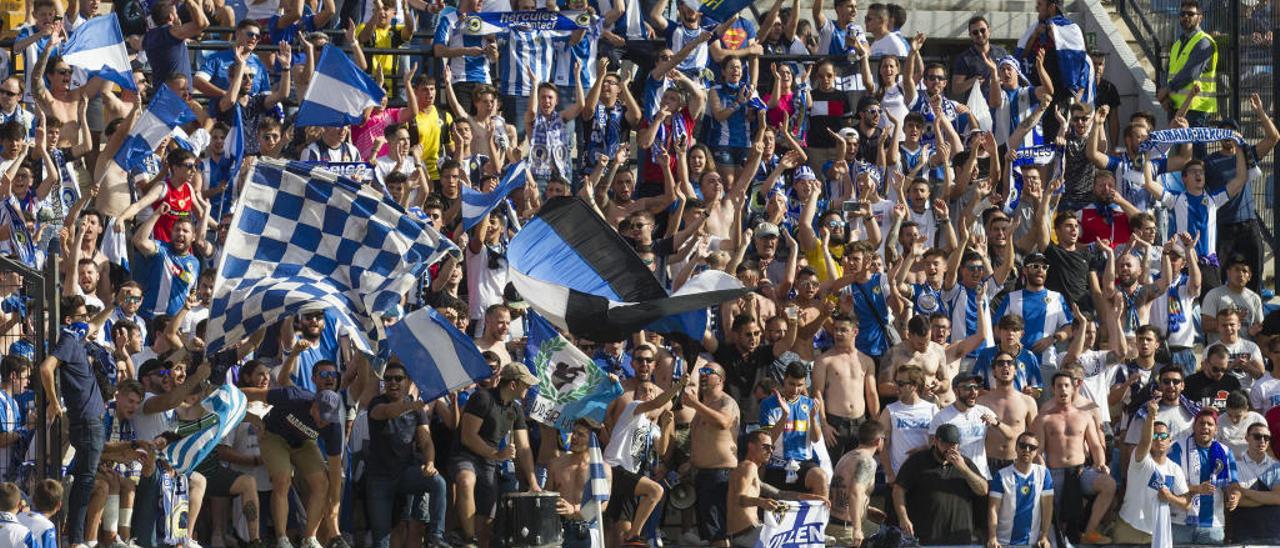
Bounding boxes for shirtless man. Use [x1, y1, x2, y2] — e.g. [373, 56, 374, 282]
[813, 314, 879, 457]
[784, 268, 836, 361]
[595, 149, 675, 227]
[685, 363, 740, 547]
[1030, 373, 1116, 544]
[603, 344, 661, 428]
[546, 418, 612, 548]
[880, 315, 951, 404]
[977, 350, 1039, 474]
[474, 304, 513, 363]
[725, 430, 824, 547]
[828, 421, 886, 547]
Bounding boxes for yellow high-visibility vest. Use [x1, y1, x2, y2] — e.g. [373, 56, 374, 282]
[1168, 29, 1218, 113]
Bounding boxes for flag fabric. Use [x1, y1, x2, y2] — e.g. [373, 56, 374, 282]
[755, 500, 830, 548]
[61, 15, 136, 92]
[966, 80, 992, 133]
[681, 0, 752, 24]
[643, 270, 744, 342]
[210, 104, 245, 221]
[523, 311, 623, 431]
[1014, 15, 1093, 104]
[462, 10, 591, 35]
[1003, 144, 1060, 214]
[295, 46, 385, 127]
[507, 197, 749, 343]
[386, 306, 493, 403]
[580, 432, 609, 548]
[461, 160, 528, 232]
[112, 86, 196, 173]
[206, 159, 457, 356]
[163, 383, 248, 476]
[0, 200, 35, 267]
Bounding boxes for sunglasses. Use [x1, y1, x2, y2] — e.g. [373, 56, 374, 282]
[244, 31, 261, 39]
[699, 367, 720, 377]
[964, 264, 985, 272]
[633, 356, 655, 363]
[316, 370, 340, 380]
[924, 75, 946, 82]
[993, 359, 1016, 367]
[124, 296, 142, 303]
[1017, 443, 1039, 452]
[1025, 263, 1048, 271]
[959, 383, 982, 391]
[1252, 433, 1272, 442]
[1152, 432, 1171, 441]
[384, 375, 406, 382]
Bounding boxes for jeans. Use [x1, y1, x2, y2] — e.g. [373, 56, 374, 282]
[131, 472, 161, 547]
[67, 417, 105, 543]
[366, 466, 448, 548]
[1171, 523, 1224, 544]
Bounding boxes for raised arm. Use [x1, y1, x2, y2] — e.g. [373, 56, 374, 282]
[171, 0, 210, 40]
[1251, 93, 1280, 158]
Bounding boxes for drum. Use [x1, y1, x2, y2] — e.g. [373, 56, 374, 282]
[496, 491, 563, 547]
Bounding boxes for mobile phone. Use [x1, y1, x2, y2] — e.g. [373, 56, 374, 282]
[841, 201, 860, 213]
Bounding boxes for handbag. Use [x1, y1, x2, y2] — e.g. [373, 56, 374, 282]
[852, 279, 903, 347]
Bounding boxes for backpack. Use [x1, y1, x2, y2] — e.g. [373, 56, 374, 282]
[84, 340, 117, 402]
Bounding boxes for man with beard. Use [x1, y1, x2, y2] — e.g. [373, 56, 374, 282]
[1109, 253, 1158, 338]
[903, 36, 965, 150]
[996, 251, 1074, 375]
[812, 314, 878, 458]
[978, 350, 1040, 475]
[1185, 344, 1242, 413]
[713, 315, 780, 405]
[1114, 398, 1192, 545]
[276, 302, 346, 393]
[726, 430, 826, 547]
[879, 366, 937, 484]
[130, 210, 202, 322]
[1207, 308, 1265, 392]
[893, 423, 989, 544]
[931, 372, 1015, 480]
[759, 363, 828, 497]
[545, 418, 612, 548]
[941, 248, 1005, 368]
[926, 311, 992, 406]
[1032, 210, 1104, 316]
[684, 363, 739, 547]
[1077, 171, 1140, 247]
[1167, 409, 1241, 544]
[1031, 373, 1116, 544]
[364, 361, 447, 548]
[603, 376, 682, 546]
[780, 268, 836, 362]
[603, 344, 660, 434]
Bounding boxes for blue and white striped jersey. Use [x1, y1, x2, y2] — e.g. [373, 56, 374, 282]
[499, 28, 559, 97]
[1160, 188, 1228, 258]
[990, 464, 1055, 546]
[435, 7, 492, 84]
[997, 287, 1073, 368]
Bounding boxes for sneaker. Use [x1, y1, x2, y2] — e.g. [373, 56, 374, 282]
[185, 539, 203, 548]
[276, 537, 295, 548]
[300, 537, 324, 548]
[1080, 530, 1111, 544]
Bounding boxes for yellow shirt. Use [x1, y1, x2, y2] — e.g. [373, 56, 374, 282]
[356, 23, 405, 89]
[416, 107, 451, 180]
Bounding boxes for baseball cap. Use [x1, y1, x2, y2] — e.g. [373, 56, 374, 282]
[503, 283, 529, 310]
[316, 390, 342, 424]
[936, 423, 962, 444]
[755, 222, 781, 238]
[498, 363, 540, 386]
[138, 358, 173, 378]
[299, 301, 329, 315]
[793, 165, 817, 182]
[1024, 252, 1049, 266]
[837, 127, 859, 141]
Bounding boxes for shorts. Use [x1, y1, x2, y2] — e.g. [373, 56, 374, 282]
[1048, 466, 1105, 497]
[762, 461, 820, 491]
[200, 463, 243, 498]
[604, 465, 641, 523]
[729, 524, 762, 547]
[694, 468, 731, 541]
[450, 451, 500, 519]
[260, 431, 327, 479]
[712, 147, 749, 167]
[826, 414, 866, 456]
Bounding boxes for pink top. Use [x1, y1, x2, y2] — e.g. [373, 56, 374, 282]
[352, 107, 409, 160]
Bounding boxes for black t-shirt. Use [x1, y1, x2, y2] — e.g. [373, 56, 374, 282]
[263, 386, 343, 456]
[1184, 372, 1241, 412]
[1095, 79, 1121, 112]
[368, 394, 431, 475]
[895, 449, 981, 545]
[713, 344, 775, 398]
[1044, 243, 1102, 308]
[459, 387, 526, 452]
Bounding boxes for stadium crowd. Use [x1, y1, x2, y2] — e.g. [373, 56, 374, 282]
[0, 0, 1275, 546]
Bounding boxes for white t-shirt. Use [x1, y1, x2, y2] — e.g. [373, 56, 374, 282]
[929, 403, 997, 479]
[1120, 452, 1187, 547]
[1236, 451, 1278, 488]
[133, 393, 175, 443]
[1217, 410, 1267, 459]
[465, 244, 508, 321]
[603, 401, 659, 475]
[1249, 372, 1280, 411]
[885, 399, 936, 475]
[1124, 404, 1194, 446]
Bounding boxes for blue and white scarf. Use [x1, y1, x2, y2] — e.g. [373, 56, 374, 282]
[1139, 127, 1244, 153]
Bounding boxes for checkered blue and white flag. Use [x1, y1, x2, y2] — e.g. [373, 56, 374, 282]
[206, 159, 457, 355]
[580, 432, 609, 547]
